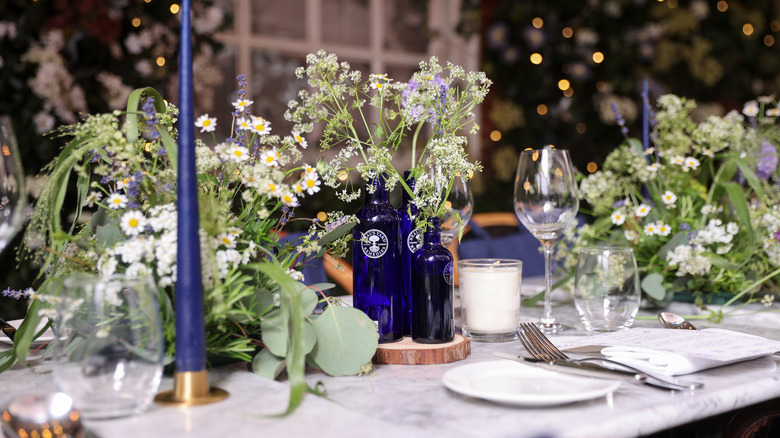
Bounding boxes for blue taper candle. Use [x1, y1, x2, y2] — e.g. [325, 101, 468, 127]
[642, 77, 649, 151]
[175, 0, 206, 372]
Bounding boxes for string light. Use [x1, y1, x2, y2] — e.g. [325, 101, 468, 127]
[156, 57, 166, 66]
[717, 1, 728, 12]
[592, 52, 605, 63]
[537, 104, 548, 115]
[532, 17, 544, 29]
[558, 79, 571, 91]
[530, 53, 543, 64]
[170, 3, 180, 14]
[490, 130, 502, 141]
[562, 27, 573, 38]
[743, 23, 754, 36]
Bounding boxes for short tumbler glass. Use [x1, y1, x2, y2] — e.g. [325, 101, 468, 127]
[574, 247, 640, 331]
[458, 259, 522, 342]
[53, 274, 164, 419]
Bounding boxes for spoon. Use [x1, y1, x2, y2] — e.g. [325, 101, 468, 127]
[1, 392, 99, 438]
[658, 312, 698, 330]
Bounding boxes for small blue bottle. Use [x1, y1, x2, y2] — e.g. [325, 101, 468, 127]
[399, 171, 422, 336]
[411, 217, 455, 343]
[352, 175, 403, 342]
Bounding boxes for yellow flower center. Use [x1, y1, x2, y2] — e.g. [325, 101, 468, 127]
[233, 150, 244, 157]
[306, 179, 316, 188]
[128, 218, 139, 228]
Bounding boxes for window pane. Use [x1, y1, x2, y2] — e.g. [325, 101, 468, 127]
[250, 51, 306, 133]
[384, 0, 429, 53]
[252, 0, 306, 39]
[321, 0, 370, 47]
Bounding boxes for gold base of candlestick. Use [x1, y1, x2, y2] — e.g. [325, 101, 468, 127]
[154, 370, 229, 406]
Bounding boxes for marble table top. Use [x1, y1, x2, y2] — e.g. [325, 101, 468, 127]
[2, 298, 779, 438]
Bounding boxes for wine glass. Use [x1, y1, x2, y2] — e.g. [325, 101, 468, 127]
[439, 176, 473, 249]
[513, 147, 579, 333]
[0, 116, 26, 254]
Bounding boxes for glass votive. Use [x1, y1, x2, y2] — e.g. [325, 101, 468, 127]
[52, 274, 164, 419]
[574, 246, 640, 331]
[458, 259, 522, 342]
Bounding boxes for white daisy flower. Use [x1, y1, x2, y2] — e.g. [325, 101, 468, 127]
[657, 222, 671, 236]
[624, 230, 638, 241]
[116, 175, 132, 190]
[292, 130, 308, 148]
[647, 163, 661, 172]
[369, 73, 389, 91]
[635, 204, 651, 217]
[264, 181, 282, 197]
[292, 182, 304, 195]
[236, 117, 252, 131]
[302, 163, 317, 177]
[670, 156, 685, 166]
[302, 176, 321, 195]
[232, 99, 253, 112]
[120, 211, 147, 236]
[644, 147, 655, 155]
[216, 232, 237, 249]
[610, 209, 626, 226]
[195, 114, 217, 133]
[250, 116, 272, 135]
[281, 192, 299, 207]
[83, 191, 103, 207]
[767, 108, 780, 117]
[644, 222, 658, 235]
[661, 191, 677, 205]
[683, 156, 700, 171]
[226, 145, 250, 162]
[107, 192, 129, 209]
[702, 149, 714, 158]
[260, 149, 280, 167]
[742, 100, 759, 117]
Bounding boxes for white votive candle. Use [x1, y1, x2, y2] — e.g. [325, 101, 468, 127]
[458, 259, 522, 342]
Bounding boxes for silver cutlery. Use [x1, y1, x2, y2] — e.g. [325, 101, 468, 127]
[658, 312, 698, 330]
[518, 322, 703, 391]
[0, 317, 16, 342]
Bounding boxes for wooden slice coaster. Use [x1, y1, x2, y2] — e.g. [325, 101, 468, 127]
[373, 334, 471, 365]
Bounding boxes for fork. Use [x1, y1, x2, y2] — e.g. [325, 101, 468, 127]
[519, 322, 704, 390]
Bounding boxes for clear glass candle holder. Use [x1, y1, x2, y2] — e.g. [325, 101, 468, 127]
[574, 247, 640, 331]
[458, 259, 522, 342]
[52, 274, 164, 419]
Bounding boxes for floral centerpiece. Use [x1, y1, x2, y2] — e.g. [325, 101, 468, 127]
[3, 79, 378, 412]
[572, 94, 780, 319]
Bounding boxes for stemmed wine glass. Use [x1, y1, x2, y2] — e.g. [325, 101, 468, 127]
[0, 116, 26, 255]
[513, 147, 579, 333]
[439, 176, 473, 249]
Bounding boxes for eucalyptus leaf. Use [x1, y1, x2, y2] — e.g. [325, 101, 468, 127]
[95, 225, 124, 250]
[710, 255, 743, 270]
[252, 348, 287, 380]
[314, 222, 356, 258]
[657, 231, 689, 260]
[310, 305, 378, 376]
[299, 285, 319, 315]
[641, 273, 667, 301]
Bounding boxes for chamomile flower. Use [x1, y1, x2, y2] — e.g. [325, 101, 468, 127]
[670, 155, 685, 166]
[292, 130, 308, 148]
[610, 209, 626, 226]
[657, 222, 671, 236]
[216, 232, 237, 249]
[369, 73, 389, 90]
[260, 148, 280, 167]
[302, 175, 321, 195]
[644, 222, 658, 236]
[226, 145, 250, 162]
[120, 210, 147, 236]
[281, 192, 299, 207]
[265, 181, 282, 197]
[624, 230, 638, 241]
[83, 191, 103, 207]
[250, 116, 272, 135]
[702, 149, 714, 158]
[292, 182, 304, 195]
[232, 99, 253, 112]
[661, 191, 677, 205]
[647, 163, 661, 172]
[116, 175, 132, 190]
[683, 156, 700, 171]
[635, 204, 651, 217]
[107, 192, 129, 209]
[236, 117, 252, 131]
[302, 163, 317, 176]
[742, 100, 759, 117]
[195, 114, 217, 133]
[767, 107, 780, 117]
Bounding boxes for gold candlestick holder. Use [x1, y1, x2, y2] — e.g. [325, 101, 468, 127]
[154, 370, 229, 406]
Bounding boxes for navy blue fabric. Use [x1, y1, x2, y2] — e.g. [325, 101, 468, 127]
[457, 219, 545, 278]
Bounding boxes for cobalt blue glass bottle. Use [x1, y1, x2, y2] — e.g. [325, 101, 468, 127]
[411, 217, 455, 343]
[352, 175, 403, 343]
[399, 171, 422, 336]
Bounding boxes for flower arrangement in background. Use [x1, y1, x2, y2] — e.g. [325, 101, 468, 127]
[284, 50, 491, 230]
[570, 94, 780, 319]
[5, 82, 378, 411]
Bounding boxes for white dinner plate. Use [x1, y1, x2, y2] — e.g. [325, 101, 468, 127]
[0, 319, 54, 345]
[442, 360, 621, 406]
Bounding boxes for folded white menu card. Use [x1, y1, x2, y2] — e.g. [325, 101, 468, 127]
[553, 328, 780, 376]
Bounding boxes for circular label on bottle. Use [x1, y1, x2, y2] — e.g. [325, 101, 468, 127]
[443, 262, 454, 285]
[407, 227, 423, 253]
[361, 229, 389, 259]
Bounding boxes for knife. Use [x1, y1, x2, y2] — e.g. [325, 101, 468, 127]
[0, 317, 15, 342]
[492, 352, 690, 391]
